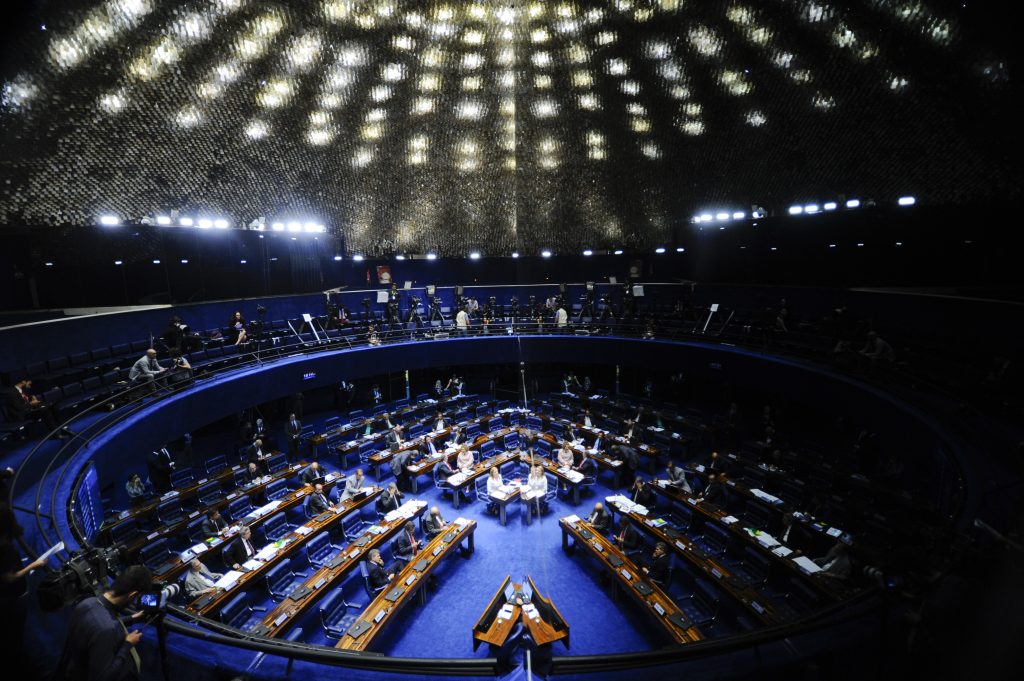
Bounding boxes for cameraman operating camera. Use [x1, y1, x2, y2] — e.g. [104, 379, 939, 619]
[58, 565, 153, 681]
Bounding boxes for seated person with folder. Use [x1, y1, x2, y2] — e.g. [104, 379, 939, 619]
[341, 469, 366, 501]
[300, 461, 323, 485]
[308, 483, 332, 514]
[423, 506, 447, 539]
[223, 526, 257, 571]
[587, 502, 613, 534]
[391, 521, 420, 569]
[366, 549, 394, 589]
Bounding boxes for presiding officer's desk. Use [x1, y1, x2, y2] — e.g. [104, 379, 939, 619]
[185, 487, 383, 617]
[473, 576, 569, 651]
[337, 518, 477, 652]
[253, 499, 429, 638]
[560, 516, 703, 645]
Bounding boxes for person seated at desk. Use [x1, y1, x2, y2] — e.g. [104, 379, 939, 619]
[377, 482, 404, 514]
[183, 558, 223, 599]
[526, 465, 548, 512]
[387, 425, 405, 452]
[630, 477, 654, 507]
[612, 517, 641, 556]
[556, 444, 575, 468]
[579, 409, 593, 429]
[300, 461, 323, 486]
[706, 450, 727, 473]
[125, 473, 146, 503]
[366, 549, 393, 589]
[341, 469, 366, 501]
[423, 506, 447, 539]
[242, 462, 261, 485]
[574, 451, 596, 479]
[587, 502, 612, 534]
[308, 483, 332, 514]
[201, 510, 228, 537]
[448, 426, 465, 448]
[485, 466, 504, 515]
[433, 411, 447, 432]
[223, 526, 257, 571]
[418, 438, 440, 459]
[246, 439, 269, 471]
[695, 472, 725, 506]
[392, 520, 420, 569]
[814, 540, 853, 581]
[665, 460, 691, 493]
[642, 542, 669, 585]
[621, 418, 637, 440]
[566, 424, 582, 443]
[456, 445, 475, 473]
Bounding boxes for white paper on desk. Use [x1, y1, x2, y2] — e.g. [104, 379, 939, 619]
[39, 542, 65, 563]
[564, 514, 581, 524]
[448, 473, 467, 485]
[190, 542, 209, 554]
[241, 559, 263, 571]
[793, 556, 823, 574]
[255, 545, 278, 561]
[826, 527, 843, 537]
[751, 488, 784, 505]
[632, 505, 649, 516]
[215, 570, 244, 589]
[499, 604, 515, 617]
[294, 526, 313, 536]
[772, 546, 793, 557]
[720, 515, 739, 525]
[756, 533, 781, 548]
[650, 427, 664, 432]
[324, 473, 335, 483]
[695, 465, 706, 473]
[454, 517, 470, 527]
[566, 470, 584, 483]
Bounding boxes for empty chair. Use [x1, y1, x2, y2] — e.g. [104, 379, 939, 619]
[453, 409, 469, 423]
[306, 532, 341, 567]
[526, 416, 542, 431]
[669, 503, 693, 532]
[466, 423, 481, 439]
[264, 479, 289, 502]
[324, 416, 341, 430]
[265, 561, 308, 601]
[267, 453, 288, 473]
[479, 439, 495, 458]
[503, 432, 520, 451]
[780, 577, 822, 614]
[262, 512, 290, 542]
[679, 578, 720, 628]
[219, 593, 264, 631]
[226, 496, 254, 523]
[109, 518, 138, 546]
[341, 511, 369, 542]
[406, 422, 423, 438]
[205, 455, 228, 475]
[357, 441, 376, 464]
[319, 588, 359, 639]
[184, 516, 208, 543]
[488, 417, 504, 433]
[139, 538, 173, 570]
[475, 478, 497, 514]
[699, 523, 732, 558]
[196, 481, 223, 506]
[534, 440, 551, 457]
[508, 411, 521, 427]
[348, 409, 364, 421]
[359, 560, 386, 599]
[170, 467, 194, 489]
[743, 500, 775, 531]
[157, 499, 184, 526]
[730, 547, 772, 586]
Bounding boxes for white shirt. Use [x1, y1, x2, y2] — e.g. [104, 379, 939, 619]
[457, 450, 474, 470]
[528, 473, 547, 495]
[557, 449, 574, 467]
[583, 416, 592, 428]
[487, 475, 504, 496]
[456, 310, 469, 329]
[556, 308, 568, 327]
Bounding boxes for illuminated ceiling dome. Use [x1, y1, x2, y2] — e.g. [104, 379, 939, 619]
[0, 0, 1017, 255]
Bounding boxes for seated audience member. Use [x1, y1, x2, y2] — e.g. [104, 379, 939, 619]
[815, 540, 853, 581]
[166, 351, 193, 387]
[696, 472, 725, 506]
[243, 462, 261, 485]
[418, 437, 439, 459]
[706, 450, 727, 472]
[456, 446, 475, 472]
[377, 482, 404, 514]
[183, 559, 223, 599]
[341, 469, 366, 500]
[580, 409, 593, 428]
[145, 447, 175, 493]
[557, 444, 575, 468]
[5, 378, 71, 438]
[587, 502, 613, 534]
[223, 526, 257, 571]
[366, 549, 393, 589]
[612, 516, 641, 554]
[642, 542, 670, 584]
[484, 466, 504, 514]
[228, 311, 248, 346]
[574, 451, 597, 478]
[129, 349, 167, 394]
[630, 477, 655, 507]
[665, 460, 691, 493]
[392, 520, 420, 568]
[448, 426, 465, 448]
[387, 425, 405, 452]
[125, 474, 146, 503]
[201, 510, 228, 537]
[300, 461, 323, 486]
[423, 506, 447, 539]
[308, 483, 331, 514]
[433, 411, 447, 432]
[527, 465, 548, 511]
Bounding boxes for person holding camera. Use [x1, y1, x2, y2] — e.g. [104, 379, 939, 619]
[58, 565, 153, 681]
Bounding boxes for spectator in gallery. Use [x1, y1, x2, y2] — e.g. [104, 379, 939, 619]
[125, 473, 146, 503]
[128, 349, 166, 394]
[228, 311, 248, 346]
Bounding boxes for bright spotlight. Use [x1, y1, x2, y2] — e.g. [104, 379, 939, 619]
[180, 259, 189, 264]
[732, 211, 745, 219]
[898, 196, 916, 206]
[823, 202, 838, 210]
[511, 252, 519, 258]
[655, 247, 666, 253]
[699, 213, 713, 222]
[396, 254, 406, 260]
[352, 254, 364, 261]
[113, 260, 123, 265]
[469, 252, 481, 260]
[99, 215, 120, 226]
[715, 212, 729, 221]
[152, 259, 161, 264]
[287, 221, 302, 232]
[788, 205, 803, 215]
[613, 249, 623, 255]
[426, 253, 437, 260]
[271, 222, 285, 231]
[676, 247, 685, 252]
[805, 204, 819, 213]
[846, 199, 861, 208]
[303, 222, 319, 232]
[156, 215, 171, 225]
[333, 255, 342, 261]
[582, 249, 593, 256]
[179, 217, 194, 226]
[692, 215, 703, 223]
[541, 250, 552, 258]
[240, 259, 247, 264]
[214, 219, 229, 229]
[197, 218, 212, 228]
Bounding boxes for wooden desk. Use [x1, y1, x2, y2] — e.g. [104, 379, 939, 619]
[308, 395, 465, 452]
[250, 500, 429, 638]
[186, 487, 383, 617]
[559, 517, 703, 645]
[473, 576, 569, 651]
[152, 472, 346, 583]
[447, 449, 520, 510]
[124, 463, 304, 561]
[336, 519, 478, 651]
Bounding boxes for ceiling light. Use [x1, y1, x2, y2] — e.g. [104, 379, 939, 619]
[469, 252, 481, 260]
[613, 249, 624, 255]
[823, 202, 838, 210]
[788, 205, 803, 215]
[655, 247, 666, 253]
[582, 249, 593, 256]
[352, 254, 364, 261]
[179, 217, 194, 226]
[541, 250, 552, 258]
[898, 196, 916, 206]
[846, 199, 861, 208]
[156, 215, 171, 225]
[99, 215, 120, 226]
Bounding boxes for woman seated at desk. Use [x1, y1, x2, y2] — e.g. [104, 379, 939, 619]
[526, 465, 548, 512]
[485, 466, 504, 514]
[557, 444, 575, 468]
[457, 445, 475, 473]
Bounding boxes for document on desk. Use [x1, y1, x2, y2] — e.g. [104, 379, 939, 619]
[755, 532, 780, 548]
[189, 542, 209, 555]
[750, 488, 784, 505]
[792, 556, 823, 574]
[720, 515, 739, 525]
[454, 517, 471, 527]
[242, 559, 263, 571]
[214, 570, 245, 590]
[564, 514, 581, 524]
[255, 544, 279, 561]
[294, 525, 313, 536]
[772, 546, 793, 557]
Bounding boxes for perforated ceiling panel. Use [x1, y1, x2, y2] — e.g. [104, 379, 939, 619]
[0, 0, 1016, 255]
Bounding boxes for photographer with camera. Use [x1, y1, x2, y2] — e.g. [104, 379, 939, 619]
[58, 565, 154, 681]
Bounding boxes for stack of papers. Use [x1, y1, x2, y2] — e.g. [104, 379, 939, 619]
[448, 473, 468, 485]
[498, 603, 515, 621]
[241, 559, 263, 571]
[826, 527, 843, 537]
[720, 515, 739, 525]
[255, 545, 279, 561]
[565, 470, 584, 483]
[523, 604, 540, 620]
[190, 542, 209, 554]
[454, 517, 470, 527]
[564, 514, 581, 524]
[793, 556, 823, 574]
[294, 526, 313, 536]
[755, 533, 781, 548]
[214, 570, 244, 589]
[772, 546, 793, 557]
[751, 489, 784, 505]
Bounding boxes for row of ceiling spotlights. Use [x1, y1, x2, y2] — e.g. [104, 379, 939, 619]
[98, 214, 327, 233]
[692, 196, 915, 223]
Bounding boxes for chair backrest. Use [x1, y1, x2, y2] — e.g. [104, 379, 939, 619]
[526, 416, 542, 431]
[694, 578, 720, 614]
[479, 439, 495, 457]
[226, 495, 252, 522]
[265, 479, 287, 501]
[503, 433, 520, 450]
[743, 547, 772, 581]
[544, 473, 558, 498]
[488, 417, 504, 432]
[265, 561, 291, 594]
[205, 455, 228, 475]
[157, 499, 182, 524]
[110, 518, 138, 545]
[220, 592, 251, 628]
[342, 513, 364, 537]
[306, 532, 329, 562]
[319, 589, 345, 629]
[139, 538, 168, 568]
[197, 481, 222, 505]
[475, 477, 489, 499]
[267, 453, 288, 473]
[407, 423, 423, 438]
[535, 440, 551, 456]
[170, 467, 194, 488]
[263, 511, 288, 541]
[184, 516, 207, 543]
[466, 423, 481, 439]
[705, 523, 731, 552]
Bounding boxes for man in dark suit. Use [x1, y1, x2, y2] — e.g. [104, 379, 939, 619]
[587, 502, 613, 534]
[5, 378, 67, 436]
[246, 439, 269, 472]
[223, 526, 257, 570]
[579, 409, 593, 428]
[377, 483, 403, 514]
[201, 510, 227, 537]
[643, 542, 670, 585]
[697, 472, 725, 506]
[300, 461, 323, 486]
[391, 520, 419, 568]
[575, 451, 597, 479]
[390, 447, 412, 491]
[242, 462, 261, 485]
[252, 418, 269, 445]
[308, 483, 331, 514]
[366, 549, 392, 589]
[285, 413, 302, 458]
[386, 425, 404, 452]
[612, 517, 641, 556]
[612, 444, 639, 483]
[422, 506, 447, 539]
[447, 426, 465, 448]
[146, 447, 175, 493]
[630, 477, 654, 507]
